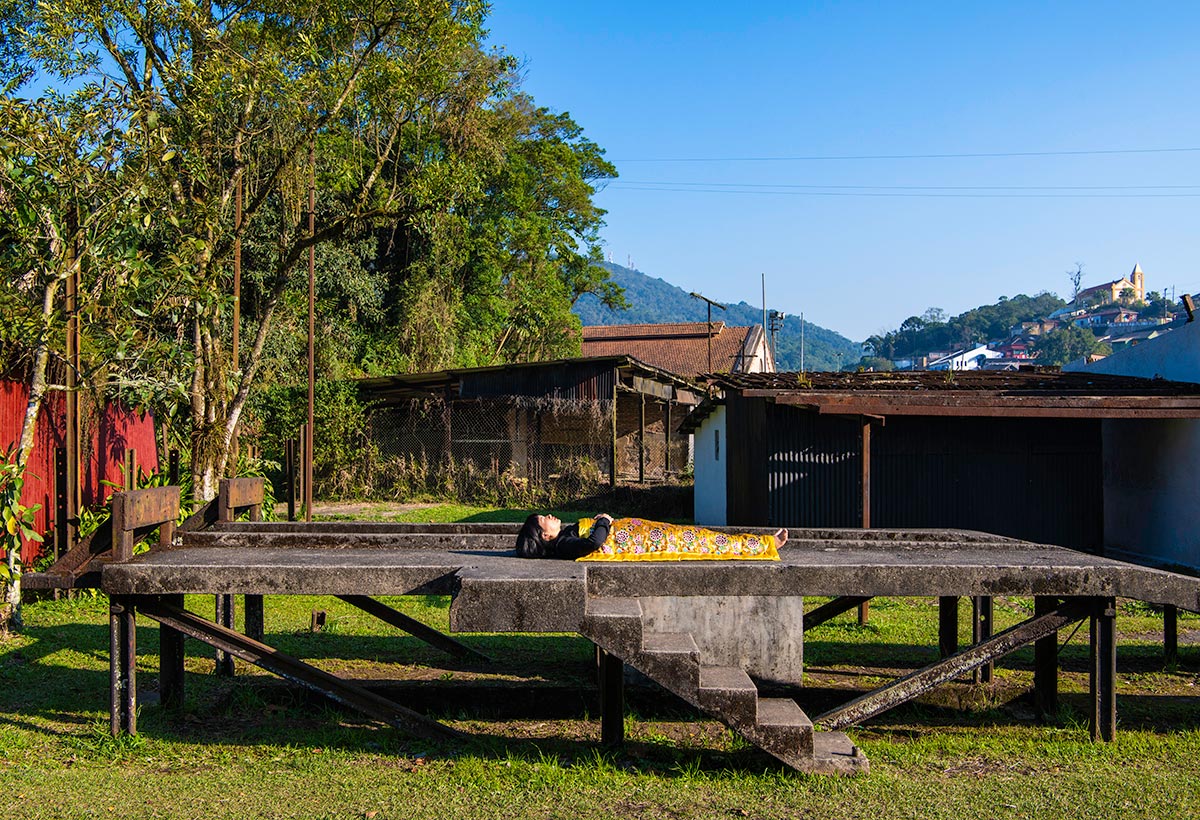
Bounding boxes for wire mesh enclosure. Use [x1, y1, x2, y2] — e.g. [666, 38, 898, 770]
[362, 395, 690, 502]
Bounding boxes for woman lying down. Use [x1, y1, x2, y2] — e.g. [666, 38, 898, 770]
[515, 513, 785, 562]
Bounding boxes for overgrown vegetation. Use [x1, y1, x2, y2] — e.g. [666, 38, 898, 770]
[1, 0, 625, 510]
[863, 293, 1066, 362]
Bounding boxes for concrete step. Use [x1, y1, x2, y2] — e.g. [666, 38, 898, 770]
[639, 631, 700, 694]
[751, 698, 815, 759]
[809, 731, 870, 776]
[697, 665, 759, 725]
[582, 596, 644, 655]
[585, 596, 643, 619]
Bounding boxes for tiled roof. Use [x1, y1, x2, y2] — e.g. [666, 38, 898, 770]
[581, 322, 758, 376]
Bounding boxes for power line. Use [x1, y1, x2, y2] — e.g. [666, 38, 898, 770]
[605, 185, 1200, 199]
[612, 146, 1200, 163]
[611, 181, 1200, 191]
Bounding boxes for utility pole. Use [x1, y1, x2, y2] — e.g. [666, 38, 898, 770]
[768, 310, 786, 370]
[689, 291, 727, 372]
[800, 312, 805, 373]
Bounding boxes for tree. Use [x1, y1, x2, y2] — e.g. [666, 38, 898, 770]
[5, 0, 620, 502]
[1034, 326, 1111, 366]
[1068, 262, 1085, 303]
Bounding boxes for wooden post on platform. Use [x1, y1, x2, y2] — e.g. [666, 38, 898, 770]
[1034, 596, 1059, 718]
[858, 418, 871, 625]
[973, 596, 994, 683]
[599, 649, 625, 747]
[1165, 604, 1178, 666]
[1090, 597, 1117, 741]
[938, 596, 958, 659]
[109, 597, 137, 735]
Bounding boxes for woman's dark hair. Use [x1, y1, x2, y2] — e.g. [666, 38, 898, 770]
[515, 513, 546, 557]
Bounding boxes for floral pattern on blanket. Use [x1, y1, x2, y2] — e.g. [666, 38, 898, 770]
[575, 518, 779, 562]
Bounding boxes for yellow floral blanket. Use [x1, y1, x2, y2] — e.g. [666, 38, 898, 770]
[575, 518, 780, 562]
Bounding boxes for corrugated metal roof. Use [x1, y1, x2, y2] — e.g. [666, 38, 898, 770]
[708, 369, 1200, 396]
[698, 369, 1200, 419]
[355, 355, 700, 404]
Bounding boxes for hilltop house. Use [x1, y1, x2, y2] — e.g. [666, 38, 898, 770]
[581, 322, 774, 377]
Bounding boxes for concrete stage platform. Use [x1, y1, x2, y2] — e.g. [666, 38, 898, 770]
[33, 482, 1198, 775]
[102, 522, 1200, 633]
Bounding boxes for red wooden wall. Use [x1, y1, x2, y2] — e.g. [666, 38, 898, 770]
[0, 379, 159, 562]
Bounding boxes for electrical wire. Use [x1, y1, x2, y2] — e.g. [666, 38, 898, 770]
[604, 184, 1200, 198]
[612, 146, 1200, 163]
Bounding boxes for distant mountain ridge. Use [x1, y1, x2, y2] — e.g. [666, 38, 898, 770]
[575, 262, 861, 372]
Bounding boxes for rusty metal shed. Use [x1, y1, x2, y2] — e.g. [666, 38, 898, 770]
[356, 356, 701, 485]
[684, 370, 1200, 551]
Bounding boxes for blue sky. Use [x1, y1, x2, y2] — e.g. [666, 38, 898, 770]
[485, 1, 1200, 341]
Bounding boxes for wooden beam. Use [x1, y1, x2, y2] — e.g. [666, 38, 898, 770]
[1090, 597, 1117, 742]
[630, 375, 674, 400]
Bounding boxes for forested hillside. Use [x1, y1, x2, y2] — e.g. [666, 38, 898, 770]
[574, 263, 862, 371]
[863, 293, 1066, 361]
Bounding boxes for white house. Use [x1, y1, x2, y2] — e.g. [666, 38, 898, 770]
[926, 345, 1004, 371]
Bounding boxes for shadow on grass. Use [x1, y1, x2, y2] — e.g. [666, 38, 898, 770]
[5, 609, 1200, 775]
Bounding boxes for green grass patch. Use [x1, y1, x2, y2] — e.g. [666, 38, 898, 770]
[4, 508, 1200, 817]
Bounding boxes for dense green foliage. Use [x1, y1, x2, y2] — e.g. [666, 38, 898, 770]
[1033, 326, 1113, 366]
[0, 0, 622, 501]
[863, 293, 1066, 361]
[574, 263, 862, 371]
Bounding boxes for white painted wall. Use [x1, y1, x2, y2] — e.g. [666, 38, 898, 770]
[692, 405, 728, 526]
[1067, 320, 1200, 571]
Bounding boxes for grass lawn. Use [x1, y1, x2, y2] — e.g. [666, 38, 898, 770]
[2, 505, 1199, 818]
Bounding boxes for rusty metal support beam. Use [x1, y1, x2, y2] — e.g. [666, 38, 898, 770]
[972, 596, 994, 684]
[816, 597, 1092, 732]
[1090, 597, 1117, 742]
[938, 596, 958, 659]
[1164, 604, 1178, 666]
[214, 595, 236, 676]
[803, 596, 874, 631]
[136, 597, 460, 742]
[599, 648, 625, 747]
[159, 593, 186, 710]
[336, 595, 490, 664]
[1034, 596, 1059, 718]
[244, 596, 265, 643]
[109, 597, 136, 735]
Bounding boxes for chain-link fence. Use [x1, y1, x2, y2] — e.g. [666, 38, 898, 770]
[352, 395, 690, 504]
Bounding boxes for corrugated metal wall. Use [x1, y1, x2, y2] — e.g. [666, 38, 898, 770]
[1, 379, 159, 561]
[872, 416, 1102, 549]
[767, 405, 861, 528]
[749, 401, 1103, 550]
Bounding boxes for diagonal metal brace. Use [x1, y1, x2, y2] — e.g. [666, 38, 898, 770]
[335, 595, 491, 664]
[803, 596, 874, 631]
[816, 597, 1093, 731]
[135, 598, 462, 742]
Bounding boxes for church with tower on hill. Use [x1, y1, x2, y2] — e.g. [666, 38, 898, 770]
[1074, 263, 1146, 306]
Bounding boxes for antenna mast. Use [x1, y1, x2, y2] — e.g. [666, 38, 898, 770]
[689, 291, 728, 372]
